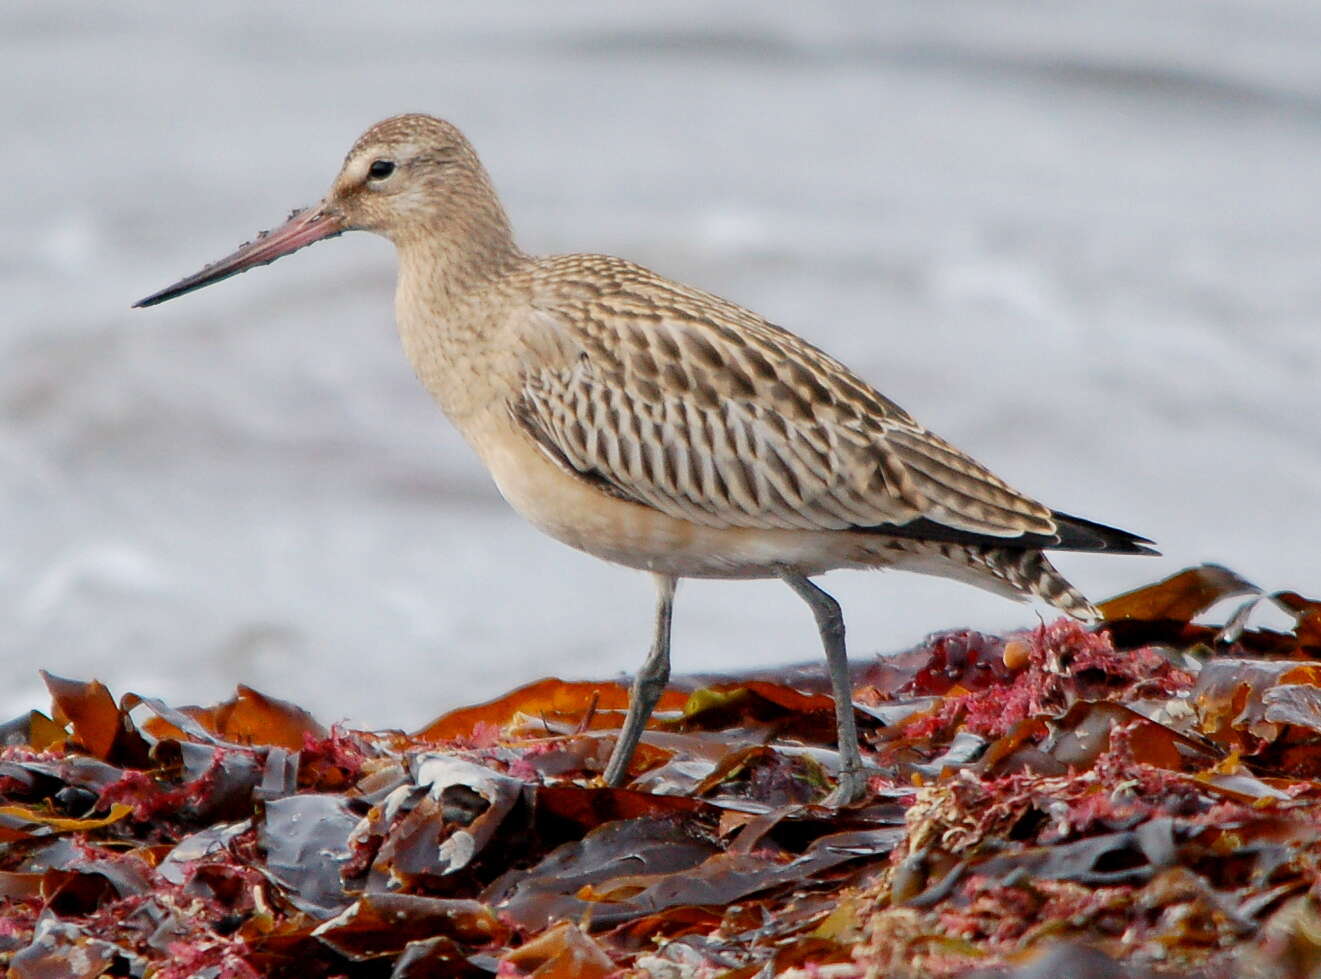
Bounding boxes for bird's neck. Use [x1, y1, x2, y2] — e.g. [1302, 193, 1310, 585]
[395, 193, 524, 308]
[392, 199, 530, 424]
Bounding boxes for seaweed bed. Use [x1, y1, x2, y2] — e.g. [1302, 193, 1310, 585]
[2, 566, 1321, 978]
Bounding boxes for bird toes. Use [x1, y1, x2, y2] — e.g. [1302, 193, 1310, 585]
[822, 767, 869, 808]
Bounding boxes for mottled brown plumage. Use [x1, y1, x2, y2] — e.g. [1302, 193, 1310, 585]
[135, 113, 1155, 805]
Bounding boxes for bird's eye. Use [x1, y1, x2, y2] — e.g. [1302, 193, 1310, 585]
[367, 159, 396, 180]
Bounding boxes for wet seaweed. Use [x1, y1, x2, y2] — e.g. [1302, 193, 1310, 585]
[2, 565, 1320, 977]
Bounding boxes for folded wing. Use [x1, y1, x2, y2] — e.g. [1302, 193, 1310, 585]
[513, 260, 1153, 555]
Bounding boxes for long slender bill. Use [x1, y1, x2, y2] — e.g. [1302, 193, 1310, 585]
[133, 204, 343, 308]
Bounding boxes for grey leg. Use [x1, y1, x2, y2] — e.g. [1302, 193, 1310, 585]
[603, 574, 677, 787]
[775, 569, 866, 806]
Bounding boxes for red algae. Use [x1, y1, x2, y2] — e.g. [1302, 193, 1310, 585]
[504, 739, 561, 781]
[98, 761, 220, 822]
[298, 726, 370, 790]
[157, 941, 262, 979]
[898, 619, 1195, 742]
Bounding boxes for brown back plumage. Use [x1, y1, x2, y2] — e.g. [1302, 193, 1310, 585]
[513, 253, 1149, 561]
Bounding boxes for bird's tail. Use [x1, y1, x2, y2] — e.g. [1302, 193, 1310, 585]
[975, 547, 1101, 623]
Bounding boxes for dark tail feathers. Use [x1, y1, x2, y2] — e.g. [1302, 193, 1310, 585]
[1049, 510, 1159, 555]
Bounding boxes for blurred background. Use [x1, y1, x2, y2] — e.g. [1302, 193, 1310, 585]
[3, 2, 1319, 728]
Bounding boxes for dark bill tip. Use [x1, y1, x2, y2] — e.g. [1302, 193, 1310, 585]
[133, 205, 343, 309]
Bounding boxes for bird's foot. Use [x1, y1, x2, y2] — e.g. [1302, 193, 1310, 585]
[822, 767, 868, 808]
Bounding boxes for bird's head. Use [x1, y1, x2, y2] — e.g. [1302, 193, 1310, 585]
[326, 114, 489, 241]
[135, 113, 508, 308]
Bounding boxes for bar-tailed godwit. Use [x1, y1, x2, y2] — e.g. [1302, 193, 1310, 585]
[136, 114, 1154, 805]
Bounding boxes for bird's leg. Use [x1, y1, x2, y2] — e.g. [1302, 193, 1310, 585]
[775, 569, 867, 806]
[603, 574, 678, 787]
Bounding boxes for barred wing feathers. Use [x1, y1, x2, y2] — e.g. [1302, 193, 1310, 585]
[513, 257, 1153, 555]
